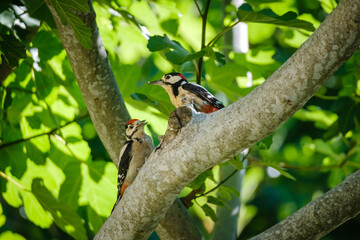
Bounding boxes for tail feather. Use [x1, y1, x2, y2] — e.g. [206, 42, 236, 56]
[200, 104, 221, 113]
[111, 183, 128, 213]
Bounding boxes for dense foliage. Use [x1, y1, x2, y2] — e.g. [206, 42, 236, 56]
[0, 0, 359, 239]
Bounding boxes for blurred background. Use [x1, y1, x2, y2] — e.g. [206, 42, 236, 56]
[1, 0, 359, 239]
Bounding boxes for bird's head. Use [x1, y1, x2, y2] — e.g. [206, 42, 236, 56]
[125, 119, 147, 140]
[148, 72, 188, 87]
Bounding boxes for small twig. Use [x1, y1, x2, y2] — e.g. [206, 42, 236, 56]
[203, 169, 238, 196]
[314, 93, 339, 100]
[196, 0, 211, 84]
[207, 20, 240, 47]
[0, 113, 89, 150]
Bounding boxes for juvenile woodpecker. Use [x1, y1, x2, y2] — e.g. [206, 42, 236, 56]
[112, 119, 154, 212]
[148, 72, 224, 113]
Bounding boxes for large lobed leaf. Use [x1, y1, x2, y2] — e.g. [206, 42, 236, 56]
[237, 3, 315, 31]
[32, 178, 87, 240]
[147, 35, 224, 66]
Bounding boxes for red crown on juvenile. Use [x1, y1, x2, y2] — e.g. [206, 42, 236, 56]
[126, 119, 138, 126]
[177, 73, 186, 80]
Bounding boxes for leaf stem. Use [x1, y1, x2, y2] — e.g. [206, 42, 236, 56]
[207, 20, 240, 47]
[193, 0, 203, 17]
[203, 169, 238, 196]
[0, 113, 89, 150]
[0, 171, 28, 191]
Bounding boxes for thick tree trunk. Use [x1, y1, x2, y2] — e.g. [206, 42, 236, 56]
[95, 0, 360, 239]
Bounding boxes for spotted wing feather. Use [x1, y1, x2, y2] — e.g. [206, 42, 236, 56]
[182, 83, 224, 110]
[112, 140, 133, 212]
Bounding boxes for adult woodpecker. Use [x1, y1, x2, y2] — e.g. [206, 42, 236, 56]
[112, 119, 154, 212]
[148, 72, 224, 113]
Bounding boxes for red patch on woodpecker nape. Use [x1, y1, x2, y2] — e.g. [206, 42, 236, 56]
[200, 105, 220, 113]
[177, 73, 186, 80]
[120, 183, 128, 196]
[126, 119, 138, 126]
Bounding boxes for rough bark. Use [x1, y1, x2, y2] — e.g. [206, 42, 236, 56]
[44, 1, 202, 239]
[95, 0, 360, 239]
[156, 198, 202, 240]
[250, 170, 360, 240]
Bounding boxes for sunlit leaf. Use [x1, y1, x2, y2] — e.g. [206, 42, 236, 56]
[81, 161, 117, 217]
[147, 35, 207, 65]
[23, 0, 56, 28]
[0, 231, 26, 240]
[187, 170, 214, 190]
[237, 4, 315, 31]
[207, 196, 225, 206]
[32, 178, 87, 240]
[222, 185, 240, 197]
[201, 204, 217, 222]
[227, 157, 243, 170]
[260, 162, 296, 181]
[256, 135, 273, 150]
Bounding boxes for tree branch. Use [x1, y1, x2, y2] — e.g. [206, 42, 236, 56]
[250, 170, 360, 240]
[95, 0, 360, 238]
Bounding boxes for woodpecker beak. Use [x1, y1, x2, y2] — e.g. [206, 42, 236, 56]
[148, 80, 163, 86]
[140, 120, 147, 126]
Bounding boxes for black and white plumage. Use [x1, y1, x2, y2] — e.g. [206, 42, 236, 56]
[148, 72, 224, 113]
[112, 119, 154, 212]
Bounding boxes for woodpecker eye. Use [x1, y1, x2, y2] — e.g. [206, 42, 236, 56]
[129, 125, 134, 129]
[165, 75, 171, 79]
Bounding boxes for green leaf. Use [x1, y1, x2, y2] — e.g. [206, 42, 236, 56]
[25, 136, 49, 165]
[1, 172, 23, 208]
[32, 178, 87, 240]
[0, 34, 27, 68]
[147, 35, 207, 65]
[222, 185, 240, 197]
[23, 191, 53, 228]
[82, 161, 117, 217]
[207, 196, 225, 206]
[201, 204, 217, 222]
[218, 186, 232, 201]
[261, 162, 296, 181]
[115, 8, 143, 31]
[334, 97, 360, 135]
[48, 0, 92, 49]
[160, 19, 179, 36]
[0, 202, 6, 228]
[187, 170, 214, 190]
[58, 162, 82, 210]
[237, 4, 315, 31]
[0, 231, 26, 240]
[227, 157, 243, 170]
[23, 0, 56, 28]
[32, 31, 63, 61]
[319, 0, 337, 14]
[256, 135, 273, 150]
[87, 205, 106, 233]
